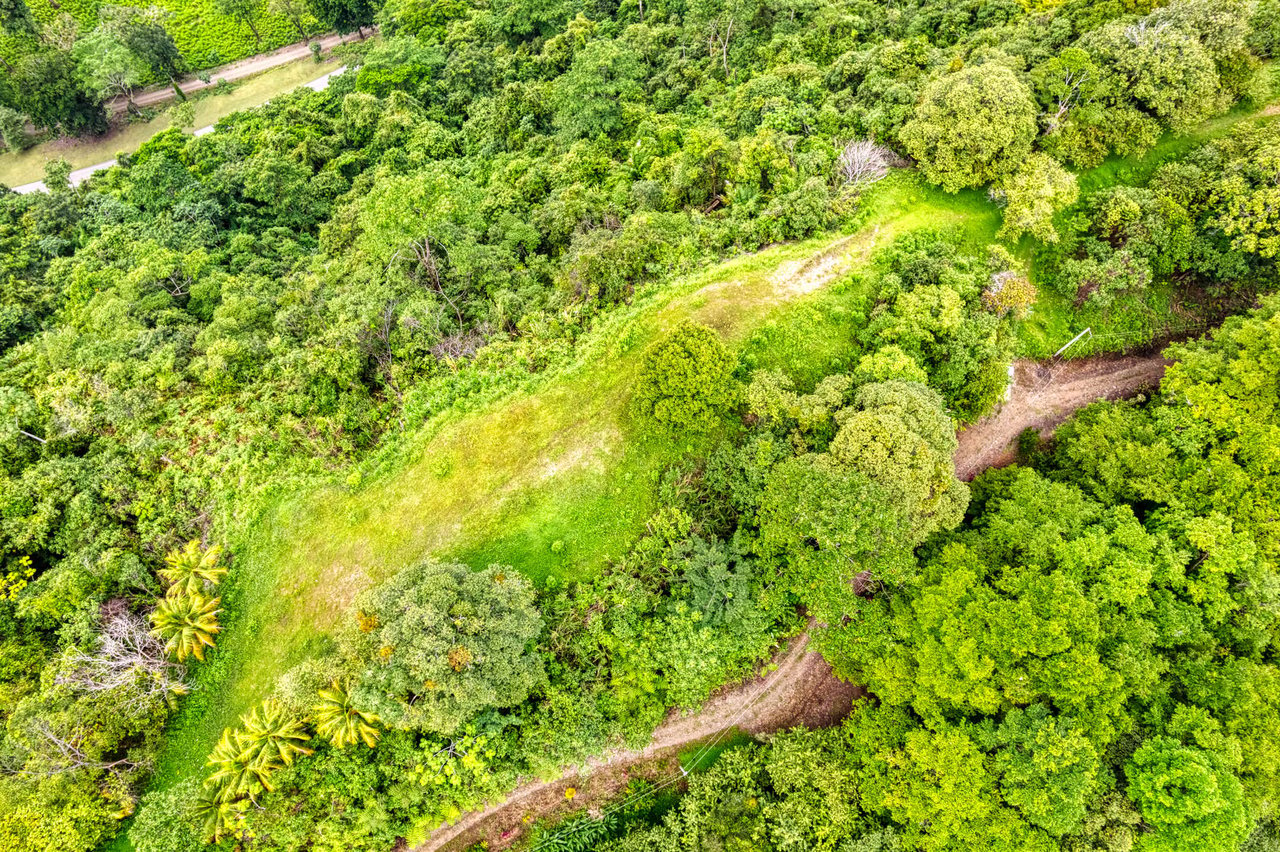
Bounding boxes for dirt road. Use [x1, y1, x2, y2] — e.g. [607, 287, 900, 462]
[411, 235, 1178, 852]
[12, 66, 347, 195]
[415, 351, 1171, 851]
[954, 354, 1169, 480]
[418, 631, 860, 852]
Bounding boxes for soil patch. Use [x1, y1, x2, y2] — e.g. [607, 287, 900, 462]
[954, 354, 1168, 480]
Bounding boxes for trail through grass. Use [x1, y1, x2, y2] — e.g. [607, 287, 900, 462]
[149, 179, 996, 797]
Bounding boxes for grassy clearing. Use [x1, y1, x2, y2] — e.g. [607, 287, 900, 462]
[0, 58, 340, 187]
[147, 178, 993, 800]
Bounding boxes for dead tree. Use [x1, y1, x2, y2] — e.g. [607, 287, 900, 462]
[56, 611, 189, 713]
[835, 140, 896, 190]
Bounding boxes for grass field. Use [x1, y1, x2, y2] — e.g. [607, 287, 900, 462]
[145, 180, 999, 810]
[115, 88, 1280, 850]
[0, 57, 340, 188]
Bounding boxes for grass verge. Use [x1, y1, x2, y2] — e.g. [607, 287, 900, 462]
[0, 57, 340, 187]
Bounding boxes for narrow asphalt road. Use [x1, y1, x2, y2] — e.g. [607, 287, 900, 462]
[10, 67, 347, 195]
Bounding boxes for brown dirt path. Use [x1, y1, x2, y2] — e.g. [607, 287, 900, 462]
[954, 354, 1169, 480]
[417, 630, 861, 852]
[412, 239, 1176, 852]
[416, 349, 1173, 851]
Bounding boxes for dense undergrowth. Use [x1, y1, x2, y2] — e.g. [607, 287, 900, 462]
[553, 293, 1280, 852]
[1, 0, 1280, 850]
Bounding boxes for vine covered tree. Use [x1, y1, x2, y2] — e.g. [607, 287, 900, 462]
[342, 561, 545, 733]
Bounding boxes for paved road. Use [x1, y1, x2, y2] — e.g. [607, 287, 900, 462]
[10, 66, 346, 195]
[120, 30, 368, 111]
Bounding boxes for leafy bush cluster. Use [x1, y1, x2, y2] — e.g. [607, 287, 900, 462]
[1044, 125, 1280, 311]
[595, 293, 1280, 852]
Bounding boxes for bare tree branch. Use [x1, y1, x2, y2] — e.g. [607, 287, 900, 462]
[56, 611, 190, 714]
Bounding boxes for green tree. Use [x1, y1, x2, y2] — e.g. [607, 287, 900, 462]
[994, 153, 1080, 243]
[828, 381, 968, 543]
[856, 469, 1163, 737]
[269, 0, 314, 42]
[0, 0, 35, 34]
[899, 65, 1037, 192]
[757, 454, 910, 618]
[1126, 737, 1250, 852]
[307, 0, 379, 34]
[633, 321, 738, 434]
[978, 706, 1104, 837]
[215, 0, 264, 47]
[0, 105, 29, 153]
[342, 561, 545, 733]
[10, 51, 108, 136]
[313, 680, 381, 748]
[74, 27, 149, 115]
[870, 725, 1053, 852]
[237, 699, 313, 771]
[551, 37, 645, 140]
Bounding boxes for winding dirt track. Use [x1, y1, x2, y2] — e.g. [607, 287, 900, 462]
[414, 351, 1171, 852]
[416, 631, 859, 852]
[412, 230, 1176, 851]
[954, 354, 1169, 480]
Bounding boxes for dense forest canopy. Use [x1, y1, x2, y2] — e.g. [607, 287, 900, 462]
[1, 0, 1279, 849]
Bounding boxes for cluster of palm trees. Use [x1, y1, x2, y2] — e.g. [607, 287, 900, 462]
[148, 540, 226, 662]
[198, 682, 383, 841]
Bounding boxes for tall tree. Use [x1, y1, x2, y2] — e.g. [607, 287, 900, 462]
[899, 64, 1038, 192]
[10, 51, 109, 136]
[269, 0, 314, 42]
[215, 0, 264, 47]
[307, 0, 379, 34]
[150, 594, 222, 662]
[341, 560, 545, 733]
[74, 28, 150, 116]
[0, 0, 35, 35]
[112, 9, 189, 101]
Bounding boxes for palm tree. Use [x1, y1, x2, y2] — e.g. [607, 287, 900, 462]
[159, 540, 227, 597]
[313, 680, 381, 748]
[149, 593, 221, 662]
[193, 784, 239, 841]
[205, 728, 259, 802]
[237, 699, 313, 776]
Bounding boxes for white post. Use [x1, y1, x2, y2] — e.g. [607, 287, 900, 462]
[1054, 327, 1092, 359]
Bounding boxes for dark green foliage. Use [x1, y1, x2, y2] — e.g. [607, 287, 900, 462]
[306, 0, 378, 33]
[900, 64, 1037, 193]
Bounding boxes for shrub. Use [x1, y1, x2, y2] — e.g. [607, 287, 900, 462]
[633, 321, 738, 433]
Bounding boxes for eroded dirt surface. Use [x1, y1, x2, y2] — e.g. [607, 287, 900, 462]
[416, 632, 861, 852]
[954, 354, 1169, 480]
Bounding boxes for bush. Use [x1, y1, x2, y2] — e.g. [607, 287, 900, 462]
[633, 321, 738, 434]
